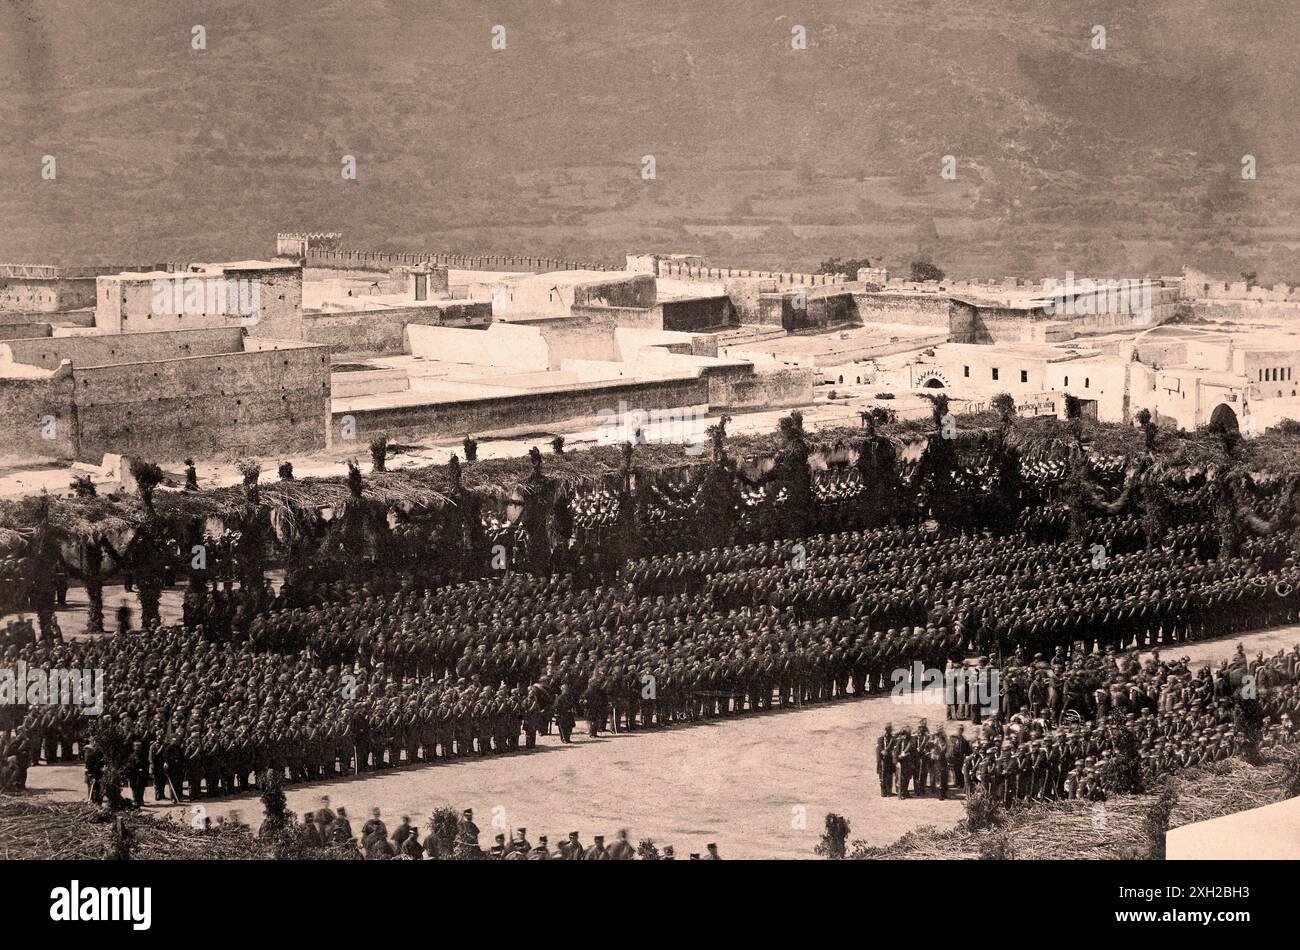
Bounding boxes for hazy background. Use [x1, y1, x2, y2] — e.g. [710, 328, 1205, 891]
[2, 0, 1297, 280]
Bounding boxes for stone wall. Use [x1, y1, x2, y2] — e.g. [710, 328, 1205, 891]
[0, 366, 76, 459]
[1, 327, 245, 370]
[572, 274, 657, 309]
[722, 277, 779, 324]
[852, 291, 952, 328]
[0, 329, 330, 462]
[330, 375, 709, 444]
[0, 275, 99, 313]
[0, 321, 52, 341]
[661, 295, 735, 331]
[569, 304, 663, 331]
[71, 340, 329, 462]
[709, 367, 814, 410]
[302, 302, 491, 356]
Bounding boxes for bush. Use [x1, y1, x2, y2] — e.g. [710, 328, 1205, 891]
[463, 435, 478, 462]
[70, 474, 97, 498]
[1143, 780, 1179, 859]
[1233, 698, 1265, 764]
[370, 436, 389, 472]
[875, 392, 895, 400]
[1098, 717, 1144, 794]
[424, 806, 460, 859]
[964, 785, 1003, 831]
[814, 813, 851, 859]
[978, 830, 1015, 860]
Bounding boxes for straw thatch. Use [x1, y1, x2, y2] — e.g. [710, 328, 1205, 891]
[850, 746, 1300, 860]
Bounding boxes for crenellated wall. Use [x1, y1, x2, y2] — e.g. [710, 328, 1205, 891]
[306, 248, 617, 273]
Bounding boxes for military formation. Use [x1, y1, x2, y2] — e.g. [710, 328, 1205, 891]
[5, 500, 1300, 823]
[876, 643, 1300, 803]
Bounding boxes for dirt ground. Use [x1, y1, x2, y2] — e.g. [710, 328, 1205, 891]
[20, 626, 1299, 859]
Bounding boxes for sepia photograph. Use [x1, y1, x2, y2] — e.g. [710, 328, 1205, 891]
[0, 0, 1294, 930]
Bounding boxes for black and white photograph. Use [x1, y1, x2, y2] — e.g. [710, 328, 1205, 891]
[0, 0, 1295, 931]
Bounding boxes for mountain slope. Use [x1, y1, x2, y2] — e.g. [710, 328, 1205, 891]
[1, 0, 1297, 279]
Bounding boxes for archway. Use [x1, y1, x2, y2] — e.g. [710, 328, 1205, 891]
[1208, 402, 1239, 433]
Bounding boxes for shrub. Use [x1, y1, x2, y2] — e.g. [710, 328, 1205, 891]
[370, 436, 389, 472]
[977, 830, 1015, 860]
[1144, 780, 1179, 859]
[814, 813, 851, 859]
[964, 785, 1003, 831]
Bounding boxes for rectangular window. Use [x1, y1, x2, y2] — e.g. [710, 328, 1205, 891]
[1020, 370, 1028, 383]
[1085, 378, 1090, 388]
[1064, 376, 1069, 386]
[992, 368, 999, 381]
[963, 366, 970, 377]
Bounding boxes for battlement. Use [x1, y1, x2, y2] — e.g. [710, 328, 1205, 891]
[0, 263, 182, 279]
[654, 259, 846, 286]
[277, 232, 343, 242]
[305, 248, 618, 273]
[1182, 267, 1300, 305]
[276, 232, 344, 256]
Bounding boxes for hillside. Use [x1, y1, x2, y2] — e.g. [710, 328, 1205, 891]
[2, 0, 1299, 280]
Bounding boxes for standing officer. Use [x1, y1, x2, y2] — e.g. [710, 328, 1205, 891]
[876, 724, 895, 797]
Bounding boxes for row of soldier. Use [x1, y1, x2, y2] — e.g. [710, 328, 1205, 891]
[875, 643, 1300, 803]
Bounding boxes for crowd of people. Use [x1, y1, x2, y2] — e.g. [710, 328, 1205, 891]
[875, 642, 1300, 803]
[272, 802, 721, 860]
[4, 505, 1300, 816]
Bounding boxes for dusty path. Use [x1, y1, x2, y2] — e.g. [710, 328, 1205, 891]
[22, 626, 1299, 859]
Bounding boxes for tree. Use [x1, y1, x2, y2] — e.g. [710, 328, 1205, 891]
[914, 394, 962, 528]
[991, 392, 1016, 430]
[1135, 408, 1157, 451]
[370, 436, 389, 472]
[910, 259, 946, 282]
[233, 461, 269, 620]
[771, 411, 814, 538]
[818, 257, 873, 280]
